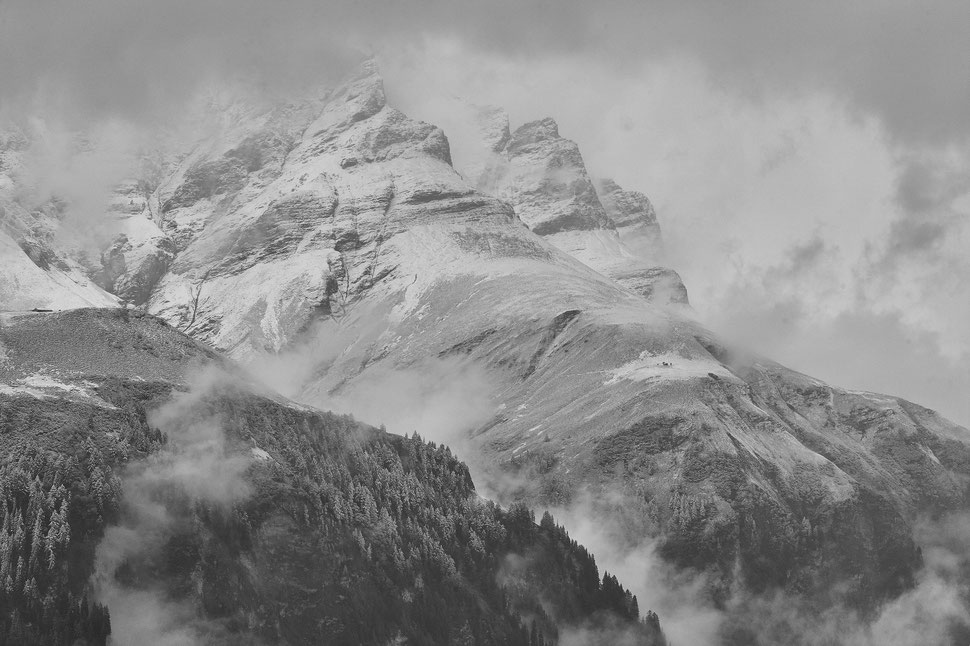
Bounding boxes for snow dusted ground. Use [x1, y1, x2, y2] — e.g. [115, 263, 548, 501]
[605, 349, 735, 385]
[0, 230, 118, 310]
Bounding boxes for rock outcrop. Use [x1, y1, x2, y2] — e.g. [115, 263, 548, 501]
[144, 63, 521, 360]
[462, 109, 688, 305]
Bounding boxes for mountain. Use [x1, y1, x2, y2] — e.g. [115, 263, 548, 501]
[0, 128, 119, 311]
[0, 309, 664, 645]
[461, 109, 687, 306]
[3, 61, 970, 643]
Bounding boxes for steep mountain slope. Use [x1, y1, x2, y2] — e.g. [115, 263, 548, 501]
[7, 61, 970, 642]
[0, 128, 120, 311]
[91, 62, 970, 639]
[0, 309, 664, 645]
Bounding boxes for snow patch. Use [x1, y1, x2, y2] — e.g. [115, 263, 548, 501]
[0, 373, 110, 406]
[605, 350, 730, 385]
[251, 446, 273, 462]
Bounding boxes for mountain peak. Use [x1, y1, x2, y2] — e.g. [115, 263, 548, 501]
[595, 177, 659, 232]
[509, 116, 561, 148]
[434, 104, 688, 304]
[472, 104, 512, 153]
[302, 60, 387, 142]
[357, 56, 381, 77]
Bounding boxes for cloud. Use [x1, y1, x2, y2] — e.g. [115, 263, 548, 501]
[895, 155, 970, 216]
[3, 0, 967, 471]
[615, 1, 970, 147]
[543, 490, 724, 646]
[243, 297, 499, 470]
[320, 358, 495, 446]
[304, 354, 498, 482]
[92, 368, 252, 645]
[5, 119, 145, 254]
[722, 512, 970, 645]
[543, 488, 970, 646]
[702, 289, 970, 427]
[0, 0, 359, 126]
[382, 43, 969, 427]
[2, 0, 967, 145]
[876, 149, 970, 278]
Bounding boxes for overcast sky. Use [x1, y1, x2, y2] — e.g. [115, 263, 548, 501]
[2, 0, 968, 425]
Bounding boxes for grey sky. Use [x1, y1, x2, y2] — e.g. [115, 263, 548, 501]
[3, 0, 968, 143]
[2, 0, 968, 425]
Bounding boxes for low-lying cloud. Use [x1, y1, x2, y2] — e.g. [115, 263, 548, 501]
[382, 44, 970, 427]
[542, 489, 970, 646]
[3, 0, 966, 427]
[247, 302, 498, 470]
[543, 490, 723, 645]
[3, 1, 967, 148]
[92, 368, 251, 645]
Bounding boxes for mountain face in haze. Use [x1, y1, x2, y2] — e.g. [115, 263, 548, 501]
[0, 309, 662, 645]
[3, 61, 970, 643]
[0, 129, 120, 311]
[460, 107, 687, 306]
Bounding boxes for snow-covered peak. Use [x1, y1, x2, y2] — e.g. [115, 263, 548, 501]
[301, 60, 387, 144]
[508, 117, 561, 147]
[595, 177, 658, 230]
[594, 176, 665, 263]
[448, 105, 686, 304]
[474, 114, 610, 235]
[140, 61, 514, 359]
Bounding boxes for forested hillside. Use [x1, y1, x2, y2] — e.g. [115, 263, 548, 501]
[0, 370, 665, 645]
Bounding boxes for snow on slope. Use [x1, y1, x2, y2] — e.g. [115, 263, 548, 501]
[144, 62, 561, 360]
[0, 229, 118, 310]
[0, 125, 120, 310]
[41, 61, 970, 619]
[453, 108, 689, 305]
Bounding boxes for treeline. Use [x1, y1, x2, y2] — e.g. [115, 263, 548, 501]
[0, 379, 666, 645]
[0, 443, 118, 644]
[164, 389, 667, 645]
[0, 387, 167, 645]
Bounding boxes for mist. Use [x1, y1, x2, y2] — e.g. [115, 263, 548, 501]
[245, 300, 498, 469]
[4, 1, 968, 143]
[541, 491, 723, 645]
[4, 2, 968, 643]
[323, 358, 495, 462]
[6, 120, 146, 255]
[92, 368, 252, 645]
[380, 44, 970, 428]
[538, 487, 970, 646]
[3, 0, 967, 425]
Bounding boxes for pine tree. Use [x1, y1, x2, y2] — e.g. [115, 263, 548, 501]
[28, 510, 44, 574]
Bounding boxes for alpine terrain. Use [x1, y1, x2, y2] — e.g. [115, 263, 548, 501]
[1, 60, 969, 645]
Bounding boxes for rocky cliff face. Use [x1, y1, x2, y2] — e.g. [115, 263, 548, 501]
[131, 63, 526, 362]
[4, 61, 970, 642]
[483, 116, 612, 236]
[462, 109, 688, 306]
